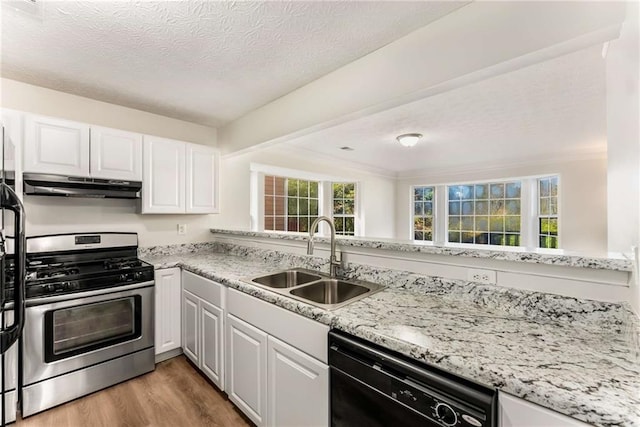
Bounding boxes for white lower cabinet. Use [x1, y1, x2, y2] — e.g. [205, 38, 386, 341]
[181, 271, 225, 390]
[227, 314, 268, 426]
[499, 392, 590, 427]
[267, 335, 329, 427]
[154, 268, 182, 356]
[226, 288, 329, 427]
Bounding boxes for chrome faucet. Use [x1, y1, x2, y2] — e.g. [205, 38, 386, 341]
[307, 216, 341, 278]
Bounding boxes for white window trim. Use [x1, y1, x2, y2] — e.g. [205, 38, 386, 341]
[250, 163, 360, 237]
[410, 173, 561, 250]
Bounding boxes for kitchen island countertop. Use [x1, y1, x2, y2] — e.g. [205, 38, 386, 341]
[142, 249, 640, 427]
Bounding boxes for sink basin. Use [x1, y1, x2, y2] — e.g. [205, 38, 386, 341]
[289, 279, 369, 304]
[244, 268, 385, 310]
[250, 269, 321, 288]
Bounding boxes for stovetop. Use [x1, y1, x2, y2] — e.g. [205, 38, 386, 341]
[4, 251, 154, 300]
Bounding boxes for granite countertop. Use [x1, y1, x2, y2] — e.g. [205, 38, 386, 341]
[142, 249, 640, 427]
[210, 228, 634, 272]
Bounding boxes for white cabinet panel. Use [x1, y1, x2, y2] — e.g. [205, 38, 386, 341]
[227, 314, 267, 427]
[200, 299, 224, 389]
[90, 126, 142, 181]
[186, 143, 218, 213]
[24, 115, 90, 176]
[267, 336, 329, 427]
[499, 392, 590, 427]
[1, 109, 22, 173]
[142, 136, 185, 213]
[182, 290, 199, 364]
[154, 268, 181, 355]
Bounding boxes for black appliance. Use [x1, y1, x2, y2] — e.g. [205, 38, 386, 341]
[329, 330, 497, 427]
[23, 173, 142, 199]
[1, 125, 26, 426]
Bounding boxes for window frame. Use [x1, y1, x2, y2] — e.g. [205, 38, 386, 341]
[410, 174, 561, 250]
[250, 163, 360, 237]
[331, 181, 359, 236]
[537, 175, 561, 249]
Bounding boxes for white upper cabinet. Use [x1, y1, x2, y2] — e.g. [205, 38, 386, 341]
[186, 143, 219, 214]
[143, 137, 218, 214]
[24, 115, 90, 176]
[24, 114, 143, 180]
[142, 135, 186, 214]
[1, 109, 23, 173]
[90, 126, 142, 181]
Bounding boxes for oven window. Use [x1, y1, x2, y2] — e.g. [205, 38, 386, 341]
[44, 296, 142, 362]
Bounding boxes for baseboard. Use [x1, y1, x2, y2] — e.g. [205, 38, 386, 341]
[155, 348, 183, 363]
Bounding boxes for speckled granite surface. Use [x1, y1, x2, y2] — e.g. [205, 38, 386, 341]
[141, 245, 640, 427]
[210, 228, 634, 272]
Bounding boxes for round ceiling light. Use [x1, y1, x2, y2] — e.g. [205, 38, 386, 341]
[396, 133, 422, 148]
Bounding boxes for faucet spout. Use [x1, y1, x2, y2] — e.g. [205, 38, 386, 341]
[308, 216, 340, 278]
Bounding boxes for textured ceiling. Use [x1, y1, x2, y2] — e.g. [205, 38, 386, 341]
[1, 0, 468, 126]
[281, 45, 607, 175]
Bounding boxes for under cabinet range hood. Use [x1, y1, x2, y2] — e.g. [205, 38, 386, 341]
[23, 173, 142, 199]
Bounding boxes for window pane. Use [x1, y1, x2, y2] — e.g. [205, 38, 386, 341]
[345, 200, 355, 215]
[490, 200, 504, 215]
[489, 217, 504, 232]
[288, 179, 298, 197]
[333, 183, 344, 198]
[345, 217, 355, 234]
[449, 216, 461, 231]
[334, 182, 358, 236]
[414, 231, 424, 240]
[475, 216, 488, 231]
[461, 232, 475, 244]
[414, 187, 424, 201]
[310, 199, 318, 215]
[335, 217, 344, 232]
[288, 198, 298, 215]
[505, 200, 520, 215]
[414, 202, 423, 216]
[537, 176, 560, 249]
[475, 201, 488, 215]
[448, 231, 461, 243]
[475, 184, 488, 199]
[448, 186, 460, 200]
[414, 217, 424, 231]
[505, 182, 521, 198]
[333, 200, 344, 215]
[461, 216, 474, 230]
[475, 233, 489, 244]
[299, 198, 309, 215]
[344, 183, 355, 198]
[459, 185, 474, 200]
[424, 187, 434, 201]
[309, 181, 318, 198]
[462, 201, 473, 215]
[412, 186, 434, 242]
[299, 217, 309, 233]
[540, 179, 550, 197]
[505, 216, 521, 232]
[288, 217, 298, 232]
[540, 198, 549, 215]
[299, 181, 309, 198]
[424, 202, 433, 216]
[550, 177, 558, 196]
[449, 201, 461, 215]
[490, 183, 504, 198]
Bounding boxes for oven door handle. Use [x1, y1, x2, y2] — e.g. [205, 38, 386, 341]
[26, 281, 154, 307]
[0, 182, 25, 354]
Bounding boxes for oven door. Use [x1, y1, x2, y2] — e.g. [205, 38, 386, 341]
[22, 282, 154, 386]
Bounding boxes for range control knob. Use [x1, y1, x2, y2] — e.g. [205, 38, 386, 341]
[119, 274, 130, 282]
[435, 403, 457, 426]
[134, 271, 145, 281]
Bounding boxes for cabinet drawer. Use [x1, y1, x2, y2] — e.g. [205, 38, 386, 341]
[182, 270, 224, 307]
[227, 288, 329, 363]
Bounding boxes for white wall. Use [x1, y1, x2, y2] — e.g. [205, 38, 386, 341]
[395, 156, 608, 255]
[211, 146, 396, 238]
[1, 78, 219, 246]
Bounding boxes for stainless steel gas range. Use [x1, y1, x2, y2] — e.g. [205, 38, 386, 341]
[5, 232, 155, 417]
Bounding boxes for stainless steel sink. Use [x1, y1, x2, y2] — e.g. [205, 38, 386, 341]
[244, 269, 384, 310]
[250, 269, 321, 288]
[290, 279, 369, 304]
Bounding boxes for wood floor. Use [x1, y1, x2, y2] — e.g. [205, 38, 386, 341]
[16, 356, 252, 427]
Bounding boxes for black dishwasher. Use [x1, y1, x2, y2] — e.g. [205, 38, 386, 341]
[329, 330, 497, 427]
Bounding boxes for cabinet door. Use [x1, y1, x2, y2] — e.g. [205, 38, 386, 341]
[154, 268, 181, 355]
[200, 299, 224, 390]
[142, 136, 185, 213]
[24, 114, 90, 176]
[226, 314, 267, 427]
[186, 143, 219, 214]
[90, 126, 142, 181]
[499, 392, 590, 426]
[182, 290, 199, 364]
[267, 336, 329, 427]
[1, 109, 22, 173]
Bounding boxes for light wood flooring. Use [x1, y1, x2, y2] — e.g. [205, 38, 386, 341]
[16, 355, 252, 427]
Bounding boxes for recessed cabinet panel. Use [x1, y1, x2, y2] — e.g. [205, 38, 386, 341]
[267, 336, 329, 427]
[227, 314, 267, 427]
[142, 136, 186, 213]
[25, 115, 90, 176]
[499, 392, 590, 427]
[154, 268, 181, 355]
[90, 126, 142, 181]
[186, 144, 218, 213]
[182, 290, 199, 364]
[200, 300, 224, 389]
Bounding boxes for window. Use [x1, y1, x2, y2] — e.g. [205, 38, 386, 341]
[332, 183, 356, 236]
[448, 181, 521, 246]
[538, 176, 559, 249]
[413, 186, 434, 241]
[412, 175, 559, 249]
[264, 175, 319, 233]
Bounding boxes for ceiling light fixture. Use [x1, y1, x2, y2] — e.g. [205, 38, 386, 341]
[396, 133, 422, 148]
